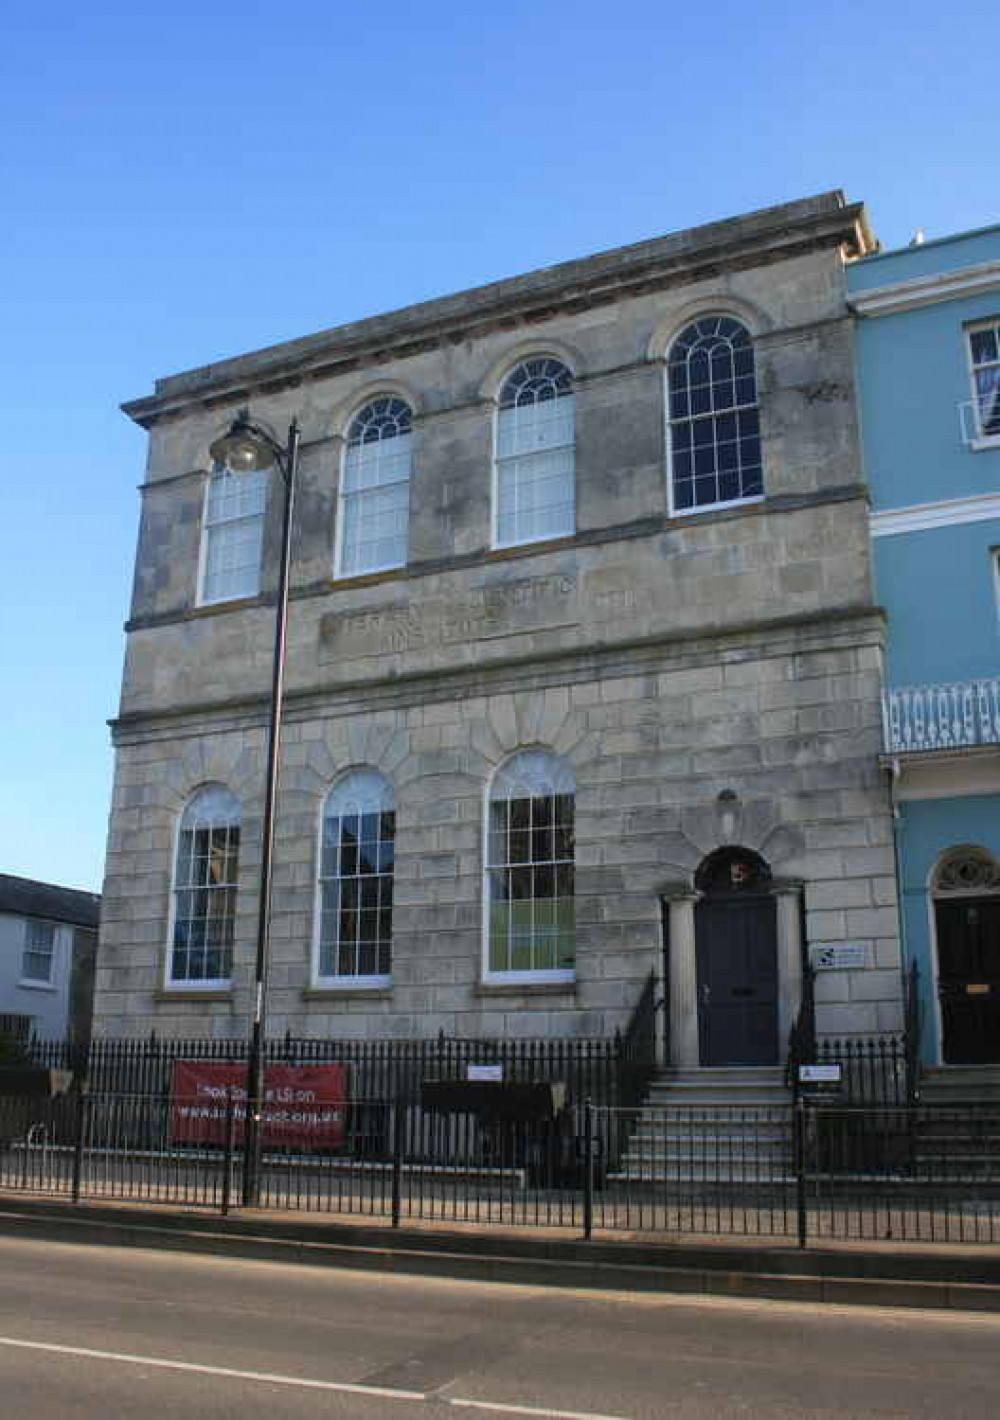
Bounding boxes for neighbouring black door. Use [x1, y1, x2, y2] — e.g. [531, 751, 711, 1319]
[695, 895, 780, 1066]
[937, 897, 1000, 1064]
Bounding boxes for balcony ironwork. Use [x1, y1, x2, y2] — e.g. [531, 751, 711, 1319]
[959, 399, 1000, 448]
[884, 678, 1000, 753]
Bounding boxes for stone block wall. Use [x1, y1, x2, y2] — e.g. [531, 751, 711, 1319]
[96, 192, 900, 1044]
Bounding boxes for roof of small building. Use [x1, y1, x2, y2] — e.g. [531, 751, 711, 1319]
[0, 873, 100, 931]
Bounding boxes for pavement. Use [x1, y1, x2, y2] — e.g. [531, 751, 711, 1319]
[3, 1231, 1000, 1419]
[3, 1189, 1000, 1313]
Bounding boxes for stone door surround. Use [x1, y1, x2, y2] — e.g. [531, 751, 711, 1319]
[659, 866, 804, 1069]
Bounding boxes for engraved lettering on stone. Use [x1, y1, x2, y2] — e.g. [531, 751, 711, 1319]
[320, 573, 585, 660]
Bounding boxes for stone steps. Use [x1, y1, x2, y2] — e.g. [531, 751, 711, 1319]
[920, 1066, 1000, 1106]
[614, 1067, 793, 1184]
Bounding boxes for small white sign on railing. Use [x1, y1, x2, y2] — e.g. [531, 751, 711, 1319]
[467, 1064, 503, 1083]
[799, 1064, 842, 1084]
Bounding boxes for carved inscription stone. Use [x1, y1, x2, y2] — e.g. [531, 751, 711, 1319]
[319, 572, 582, 662]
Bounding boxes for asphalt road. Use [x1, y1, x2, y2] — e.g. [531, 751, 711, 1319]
[1, 1233, 999, 1419]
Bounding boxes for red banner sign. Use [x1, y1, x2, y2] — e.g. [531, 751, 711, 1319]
[170, 1061, 348, 1149]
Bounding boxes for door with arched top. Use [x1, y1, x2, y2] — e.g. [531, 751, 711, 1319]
[695, 848, 779, 1067]
[934, 847, 1000, 1065]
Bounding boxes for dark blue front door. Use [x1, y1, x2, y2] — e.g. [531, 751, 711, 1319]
[695, 895, 779, 1066]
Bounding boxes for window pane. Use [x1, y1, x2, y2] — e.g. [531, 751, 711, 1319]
[340, 403, 411, 574]
[970, 328, 999, 366]
[670, 318, 762, 511]
[496, 380, 575, 546]
[202, 467, 266, 604]
[171, 787, 240, 984]
[486, 756, 575, 974]
[318, 774, 394, 980]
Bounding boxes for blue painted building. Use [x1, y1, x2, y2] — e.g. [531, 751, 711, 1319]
[848, 226, 1000, 1070]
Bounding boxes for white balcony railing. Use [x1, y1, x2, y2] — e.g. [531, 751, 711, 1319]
[884, 678, 1000, 753]
[959, 399, 1000, 448]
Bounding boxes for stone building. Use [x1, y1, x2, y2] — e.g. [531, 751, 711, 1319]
[95, 190, 903, 1070]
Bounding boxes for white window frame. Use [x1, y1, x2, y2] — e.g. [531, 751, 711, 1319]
[493, 358, 576, 549]
[966, 319, 1000, 449]
[666, 315, 764, 517]
[314, 770, 395, 988]
[198, 463, 268, 606]
[335, 398, 412, 579]
[20, 919, 57, 988]
[166, 784, 241, 991]
[483, 750, 576, 985]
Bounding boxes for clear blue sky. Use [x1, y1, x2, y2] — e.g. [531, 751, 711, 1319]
[2, 0, 996, 892]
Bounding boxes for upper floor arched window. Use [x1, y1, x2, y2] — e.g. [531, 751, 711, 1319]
[495, 358, 575, 547]
[338, 397, 412, 577]
[317, 770, 395, 983]
[667, 316, 762, 513]
[486, 750, 575, 980]
[200, 462, 268, 604]
[170, 784, 241, 987]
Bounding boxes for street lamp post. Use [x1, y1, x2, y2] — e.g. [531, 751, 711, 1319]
[209, 409, 300, 1207]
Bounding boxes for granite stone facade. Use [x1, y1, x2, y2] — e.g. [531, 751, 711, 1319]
[95, 191, 903, 1055]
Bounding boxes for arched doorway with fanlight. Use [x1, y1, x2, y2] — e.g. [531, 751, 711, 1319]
[932, 846, 1000, 1065]
[694, 847, 780, 1067]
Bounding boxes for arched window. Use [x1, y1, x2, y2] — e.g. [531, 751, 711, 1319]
[486, 750, 575, 979]
[338, 397, 412, 577]
[667, 316, 762, 512]
[495, 358, 575, 547]
[200, 462, 268, 604]
[318, 771, 395, 982]
[170, 785, 241, 987]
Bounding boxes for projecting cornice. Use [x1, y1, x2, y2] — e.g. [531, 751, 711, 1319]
[848, 259, 1000, 316]
[122, 192, 874, 428]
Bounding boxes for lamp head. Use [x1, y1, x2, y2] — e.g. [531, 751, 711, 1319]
[209, 410, 279, 473]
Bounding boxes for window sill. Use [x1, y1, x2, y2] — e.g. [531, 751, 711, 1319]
[970, 436, 1000, 453]
[17, 979, 56, 993]
[329, 566, 407, 592]
[303, 985, 393, 1001]
[475, 980, 577, 998]
[486, 535, 576, 563]
[670, 494, 765, 519]
[154, 988, 233, 1002]
[191, 594, 264, 617]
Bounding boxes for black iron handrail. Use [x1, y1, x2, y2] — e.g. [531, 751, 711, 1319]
[904, 959, 922, 1104]
[614, 970, 661, 1109]
[785, 965, 817, 1092]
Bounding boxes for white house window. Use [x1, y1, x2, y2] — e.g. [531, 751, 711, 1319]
[22, 920, 56, 984]
[495, 358, 575, 547]
[170, 784, 241, 987]
[968, 323, 1000, 439]
[668, 316, 763, 512]
[200, 463, 268, 604]
[317, 771, 394, 983]
[338, 398, 411, 576]
[486, 750, 575, 979]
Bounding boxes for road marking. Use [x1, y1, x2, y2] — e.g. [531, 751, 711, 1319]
[0, 1334, 630, 1420]
[449, 1400, 627, 1420]
[0, 1336, 426, 1402]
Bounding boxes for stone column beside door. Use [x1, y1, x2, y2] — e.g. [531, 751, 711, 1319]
[662, 887, 701, 1068]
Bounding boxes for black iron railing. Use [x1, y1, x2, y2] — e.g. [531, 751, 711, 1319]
[786, 966, 817, 1091]
[614, 970, 660, 1110]
[787, 963, 923, 1108]
[904, 959, 922, 1104]
[4, 1090, 1000, 1247]
[25, 1031, 624, 1108]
